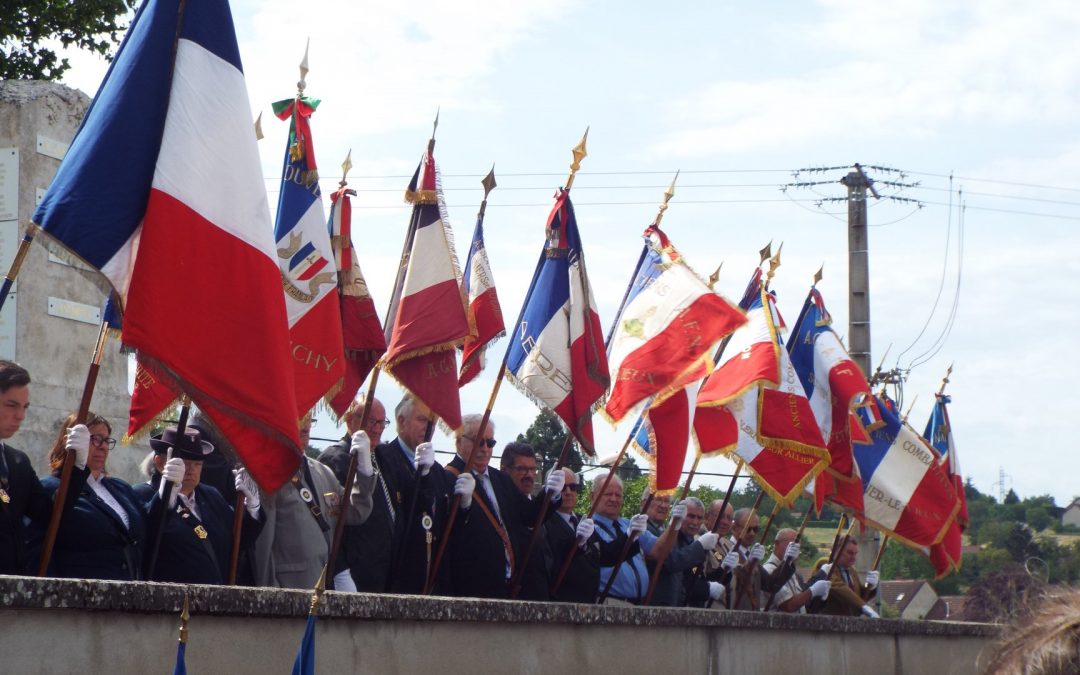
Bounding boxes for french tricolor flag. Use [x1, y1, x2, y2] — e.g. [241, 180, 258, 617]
[33, 0, 301, 490]
[506, 189, 608, 455]
[459, 215, 504, 387]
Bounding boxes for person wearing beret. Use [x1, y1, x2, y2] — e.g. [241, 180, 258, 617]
[135, 426, 264, 584]
[37, 411, 146, 580]
[0, 360, 89, 575]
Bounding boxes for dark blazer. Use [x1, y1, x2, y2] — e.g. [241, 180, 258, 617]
[442, 456, 545, 599]
[545, 511, 629, 604]
[38, 473, 146, 580]
[648, 530, 707, 607]
[0, 443, 88, 575]
[136, 480, 264, 585]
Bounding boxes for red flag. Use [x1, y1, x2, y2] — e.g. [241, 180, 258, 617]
[458, 211, 504, 386]
[326, 187, 386, 416]
[381, 143, 469, 430]
[126, 355, 180, 440]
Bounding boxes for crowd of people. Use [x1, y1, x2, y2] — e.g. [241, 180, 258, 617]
[0, 359, 881, 615]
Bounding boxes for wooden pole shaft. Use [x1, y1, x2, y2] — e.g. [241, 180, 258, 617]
[0, 228, 35, 314]
[227, 491, 245, 585]
[146, 398, 192, 579]
[509, 435, 573, 599]
[642, 455, 702, 605]
[596, 493, 652, 604]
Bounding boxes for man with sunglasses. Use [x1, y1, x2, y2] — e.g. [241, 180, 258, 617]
[723, 507, 795, 610]
[443, 415, 563, 599]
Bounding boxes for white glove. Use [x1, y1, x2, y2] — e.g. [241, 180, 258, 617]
[670, 503, 687, 523]
[454, 473, 475, 509]
[708, 581, 725, 601]
[784, 542, 802, 562]
[628, 513, 648, 538]
[809, 579, 831, 600]
[351, 431, 373, 477]
[697, 532, 719, 551]
[865, 570, 880, 588]
[575, 517, 595, 544]
[748, 543, 766, 562]
[544, 468, 565, 499]
[233, 467, 260, 514]
[67, 424, 90, 470]
[414, 442, 435, 477]
[160, 456, 184, 509]
[333, 569, 357, 593]
[721, 550, 740, 572]
[861, 605, 880, 619]
[819, 562, 833, 576]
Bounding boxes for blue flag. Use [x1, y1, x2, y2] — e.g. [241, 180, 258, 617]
[291, 615, 317, 675]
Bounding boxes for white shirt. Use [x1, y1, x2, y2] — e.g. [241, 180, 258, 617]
[178, 491, 201, 520]
[87, 474, 129, 529]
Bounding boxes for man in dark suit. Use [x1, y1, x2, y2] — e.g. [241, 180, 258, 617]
[0, 360, 89, 575]
[808, 537, 880, 617]
[137, 426, 264, 584]
[443, 415, 563, 599]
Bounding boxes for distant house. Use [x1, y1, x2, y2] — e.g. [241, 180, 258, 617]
[1062, 498, 1080, 528]
[928, 595, 970, 621]
[879, 580, 940, 620]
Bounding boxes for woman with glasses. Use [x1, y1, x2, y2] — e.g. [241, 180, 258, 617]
[36, 412, 146, 580]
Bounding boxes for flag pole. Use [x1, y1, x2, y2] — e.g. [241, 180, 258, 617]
[145, 395, 192, 579]
[425, 130, 587, 595]
[508, 434, 573, 599]
[596, 490, 654, 604]
[0, 225, 36, 314]
[641, 452, 700, 605]
[721, 488, 765, 609]
[938, 363, 953, 396]
[36, 313, 112, 576]
[762, 507, 814, 611]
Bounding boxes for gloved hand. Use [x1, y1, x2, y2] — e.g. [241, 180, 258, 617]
[670, 503, 687, 523]
[67, 424, 90, 470]
[454, 473, 475, 509]
[748, 543, 766, 562]
[819, 562, 833, 576]
[351, 431, 373, 477]
[708, 581, 725, 602]
[861, 605, 880, 619]
[414, 442, 435, 477]
[865, 570, 880, 588]
[160, 456, 184, 509]
[809, 579, 831, 600]
[721, 550, 741, 572]
[575, 517, 595, 544]
[233, 467, 260, 514]
[333, 569, 357, 593]
[628, 513, 648, 538]
[784, 542, 802, 562]
[698, 532, 719, 551]
[544, 468, 565, 499]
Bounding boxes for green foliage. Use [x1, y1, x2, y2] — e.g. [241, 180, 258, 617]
[515, 408, 583, 476]
[881, 540, 936, 581]
[2, 1, 137, 80]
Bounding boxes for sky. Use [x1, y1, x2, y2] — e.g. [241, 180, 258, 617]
[57, 0, 1080, 505]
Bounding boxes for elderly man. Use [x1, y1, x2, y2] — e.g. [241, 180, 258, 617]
[697, 499, 736, 580]
[641, 489, 672, 537]
[761, 528, 830, 613]
[723, 507, 795, 610]
[253, 415, 374, 591]
[809, 538, 880, 617]
[444, 415, 563, 599]
[647, 496, 721, 607]
[498, 442, 551, 600]
[590, 474, 653, 605]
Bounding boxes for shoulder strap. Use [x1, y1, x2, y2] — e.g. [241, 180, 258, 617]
[472, 496, 515, 578]
[174, 501, 221, 573]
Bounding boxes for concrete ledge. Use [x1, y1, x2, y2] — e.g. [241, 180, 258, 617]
[0, 577, 999, 674]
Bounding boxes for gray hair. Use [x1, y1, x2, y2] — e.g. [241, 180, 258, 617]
[395, 394, 416, 422]
[591, 473, 623, 493]
[679, 497, 705, 511]
[458, 413, 493, 440]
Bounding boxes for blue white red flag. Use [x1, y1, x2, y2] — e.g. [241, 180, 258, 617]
[506, 189, 609, 455]
[604, 226, 744, 423]
[326, 187, 386, 417]
[381, 143, 469, 431]
[32, 0, 301, 490]
[630, 379, 702, 495]
[924, 393, 965, 575]
[459, 214, 504, 386]
[788, 286, 874, 514]
[270, 94, 346, 415]
[852, 395, 961, 548]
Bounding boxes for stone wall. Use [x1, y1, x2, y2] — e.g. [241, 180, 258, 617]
[0, 576, 999, 674]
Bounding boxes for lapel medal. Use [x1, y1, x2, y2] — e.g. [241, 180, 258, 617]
[194, 525, 208, 539]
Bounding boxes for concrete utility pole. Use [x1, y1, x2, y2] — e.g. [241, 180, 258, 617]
[840, 164, 878, 376]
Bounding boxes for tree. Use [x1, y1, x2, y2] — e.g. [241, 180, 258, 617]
[515, 408, 583, 476]
[2, 1, 137, 80]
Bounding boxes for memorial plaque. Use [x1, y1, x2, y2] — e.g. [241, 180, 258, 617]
[36, 135, 69, 161]
[47, 297, 101, 325]
[0, 220, 18, 286]
[0, 148, 17, 222]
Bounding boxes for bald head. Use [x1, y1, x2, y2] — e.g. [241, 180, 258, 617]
[773, 528, 798, 560]
[706, 500, 734, 536]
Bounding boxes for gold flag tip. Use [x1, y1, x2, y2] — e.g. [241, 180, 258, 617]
[813, 263, 824, 286]
[297, 38, 310, 92]
[759, 240, 773, 264]
[254, 111, 264, 141]
[340, 149, 353, 185]
[564, 127, 590, 190]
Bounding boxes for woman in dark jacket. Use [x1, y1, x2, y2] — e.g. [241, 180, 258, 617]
[38, 412, 146, 580]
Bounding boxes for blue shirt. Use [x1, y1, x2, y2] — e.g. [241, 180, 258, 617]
[593, 513, 657, 601]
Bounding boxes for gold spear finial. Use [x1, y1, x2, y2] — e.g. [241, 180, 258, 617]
[297, 38, 310, 94]
[938, 363, 953, 396]
[813, 264, 824, 286]
[902, 395, 919, 423]
[428, 108, 440, 152]
[708, 262, 723, 291]
[178, 592, 190, 645]
[654, 171, 679, 227]
[309, 566, 327, 616]
[759, 241, 772, 264]
[564, 127, 589, 191]
[765, 242, 783, 287]
[478, 165, 497, 219]
[339, 149, 353, 188]
[254, 111, 264, 141]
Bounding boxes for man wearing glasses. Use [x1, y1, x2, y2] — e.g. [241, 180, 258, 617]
[443, 416, 563, 599]
[724, 507, 795, 610]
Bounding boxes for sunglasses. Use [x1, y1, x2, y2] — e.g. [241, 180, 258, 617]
[476, 438, 497, 448]
[563, 483, 582, 492]
[90, 434, 117, 450]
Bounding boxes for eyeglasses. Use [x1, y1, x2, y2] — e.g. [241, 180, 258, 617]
[744, 526, 760, 533]
[367, 418, 391, 428]
[90, 434, 117, 450]
[511, 465, 538, 475]
[563, 483, 582, 492]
